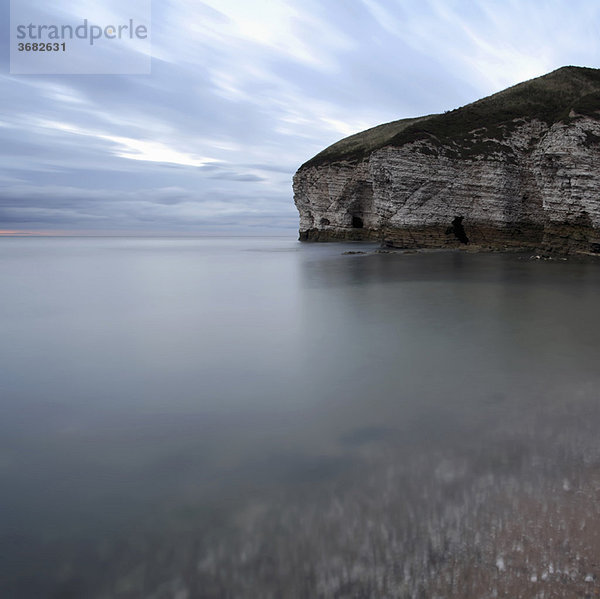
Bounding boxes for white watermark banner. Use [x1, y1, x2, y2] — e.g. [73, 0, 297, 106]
[10, 0, 151, 74]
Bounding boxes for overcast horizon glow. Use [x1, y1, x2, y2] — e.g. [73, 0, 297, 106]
[2, 0, 600, 235]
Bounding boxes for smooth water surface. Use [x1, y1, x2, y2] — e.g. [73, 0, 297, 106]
[2, 237, 600, 598]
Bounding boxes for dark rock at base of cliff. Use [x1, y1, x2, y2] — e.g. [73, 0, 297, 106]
[298, 228, 381, 242]
[299, 221, 600, 256]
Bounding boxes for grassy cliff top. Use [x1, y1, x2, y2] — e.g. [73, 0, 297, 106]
[301, 66, 600, 169]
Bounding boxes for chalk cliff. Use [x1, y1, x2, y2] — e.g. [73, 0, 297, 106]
[293, 66, 600, 254]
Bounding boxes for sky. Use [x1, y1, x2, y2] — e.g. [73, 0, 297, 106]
[1, 0, 600, 236]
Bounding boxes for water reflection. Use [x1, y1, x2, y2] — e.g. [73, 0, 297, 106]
[2, 239, 600, 597]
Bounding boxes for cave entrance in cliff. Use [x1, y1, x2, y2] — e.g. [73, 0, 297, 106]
[352, 215, 364, 229]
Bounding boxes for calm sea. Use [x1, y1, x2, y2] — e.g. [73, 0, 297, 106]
[2, 236, 600, 598]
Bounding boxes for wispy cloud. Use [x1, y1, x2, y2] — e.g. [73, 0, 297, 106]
[36, 119, 220, 167]
[2, 0, 600, 233]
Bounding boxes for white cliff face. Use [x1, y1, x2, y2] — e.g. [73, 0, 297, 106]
[293, 117, 600, 253]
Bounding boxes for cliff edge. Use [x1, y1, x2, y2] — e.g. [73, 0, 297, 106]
[293, 66, 600, 254]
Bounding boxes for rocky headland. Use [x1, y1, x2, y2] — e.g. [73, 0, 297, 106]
[293, 66, 600, 254]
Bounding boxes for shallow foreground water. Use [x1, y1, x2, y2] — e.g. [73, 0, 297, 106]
[2, 236, 600, 598]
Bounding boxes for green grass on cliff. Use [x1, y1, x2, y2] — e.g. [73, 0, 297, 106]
[301, 66, 600, 168]
[301, 115, 432, 167]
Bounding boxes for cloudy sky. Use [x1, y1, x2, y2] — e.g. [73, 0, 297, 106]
[2, 0, 600, 235]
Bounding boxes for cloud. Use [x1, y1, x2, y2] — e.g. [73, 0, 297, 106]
[36, 119, 220, 167]
[2, 0, 600, 233]
[0, 180, 296, 232]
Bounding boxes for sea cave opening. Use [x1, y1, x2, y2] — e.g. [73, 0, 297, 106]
[352, 215, 364, 229]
